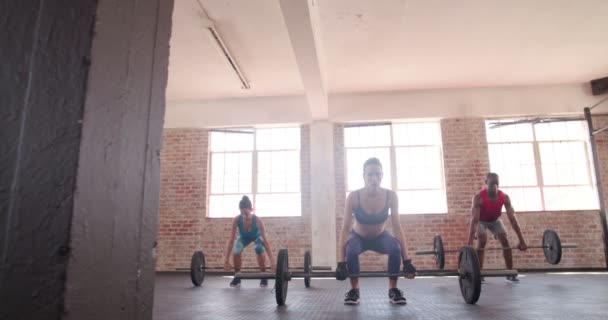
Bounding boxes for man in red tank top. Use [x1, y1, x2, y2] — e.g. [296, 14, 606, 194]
[467, 173, 528, 282]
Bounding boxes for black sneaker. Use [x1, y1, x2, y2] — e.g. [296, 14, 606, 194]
[506, 275, 520, 283]
[344, 289, 360, 305]
[229, 277, 241, 287]
[260, 278, 268, 287]
[389, 288, 407, 305]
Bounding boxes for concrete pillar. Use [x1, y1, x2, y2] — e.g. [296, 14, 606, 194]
[0, 1, 174, 319]
[309, 121, 337, 267]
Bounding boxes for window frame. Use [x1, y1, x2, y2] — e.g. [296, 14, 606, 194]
[207, 127, 302, 218]
[343, 121, 448, 215]
[486, 119, 598, 212]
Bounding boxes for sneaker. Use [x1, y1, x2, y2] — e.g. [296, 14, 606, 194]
[481, 276, 486, 283]
[344, 289, 360, 305]
[260, 278, 268, 287]
[229, 277, 241, 287]
[506, 275, 520, 283]
[388, 288, 407, 305]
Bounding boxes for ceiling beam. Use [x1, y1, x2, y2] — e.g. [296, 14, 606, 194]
[279, 0, 328, 120]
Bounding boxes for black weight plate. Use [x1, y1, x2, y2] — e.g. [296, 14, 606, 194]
[458, 246, 481, 304]
[434, 234, 445, 270]
[304, 251, 311, 288]
[275, 249, 289, 306]
[543, 229, 562, 265]
[190, 251, 205, 286]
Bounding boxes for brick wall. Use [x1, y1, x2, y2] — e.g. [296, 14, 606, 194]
[156, 126, 312, 271]
[158, 115, 608, 272]
[334, 117, 607, 271]
[157, 129, 208, 271]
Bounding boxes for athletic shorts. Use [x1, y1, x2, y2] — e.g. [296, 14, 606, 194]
[232, 236, 265, 255]
[477, 219, 506, 237]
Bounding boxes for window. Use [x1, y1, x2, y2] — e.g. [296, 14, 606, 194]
[344, 122, 447, 214]
[208, 127, 301, 217]
[486, 120, 598, 211]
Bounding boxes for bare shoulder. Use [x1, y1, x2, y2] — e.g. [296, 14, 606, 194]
[387, 189, 398, 203]
[502, 193, 512, 203]
[346, 190, 358, 207]
[255, 215, 265, 225]
[472, 193, 482, 205]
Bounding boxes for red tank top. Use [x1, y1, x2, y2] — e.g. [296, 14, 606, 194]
[479, 189, 504, 222]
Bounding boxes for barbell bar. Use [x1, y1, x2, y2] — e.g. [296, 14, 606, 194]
[238, 269, 517, 279]
[414, 229, 578, 269]
[188, 250, 328, 288]
[236, 247, 512, 306]
[177, 266, 331, 271]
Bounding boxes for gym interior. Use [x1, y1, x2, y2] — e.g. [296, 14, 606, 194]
[2, 1, 608, 319]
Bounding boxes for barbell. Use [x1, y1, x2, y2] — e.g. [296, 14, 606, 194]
[187, 250, 330, 287]
[235, 247, 515, 306]
[415, 229, 578, 269]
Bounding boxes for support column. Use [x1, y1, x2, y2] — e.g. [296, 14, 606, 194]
[310, 121, 337, 268]
[0, 1, 174, 319]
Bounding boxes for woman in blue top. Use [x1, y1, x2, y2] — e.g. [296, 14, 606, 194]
[337, 158, 417, 305]
[224, 195, 274, 287]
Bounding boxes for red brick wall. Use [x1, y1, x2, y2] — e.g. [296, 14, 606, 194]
[157, 116, 608, 272]
[334, 118, 607, 271]
[157, 129, 208, 271]
[156, 126, 312, 271]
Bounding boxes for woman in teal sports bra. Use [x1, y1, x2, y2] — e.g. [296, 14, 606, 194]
[223, 195, 275, 287]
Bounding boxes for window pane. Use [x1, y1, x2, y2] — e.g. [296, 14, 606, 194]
[397, 190, 447, 214]
[486, 121, 533, 143]
[256, 127, 301, 150]
[544, 186, 599, 210]
[396, 146, 442, 189]
[212, 152, 252, 194]
[539, 142, 589, 186]
[344, 125, 391, 148]
[346, 148, 391, 191]
[255, 193, 301, 217]
[210, 130, 254, 152]
[499, 187, 543, 212]
[488, 143, 537, 186]
[392, 122, 441, 146]
[209, 194, 246, 218]
[210, 153, 225, 193]
[257, 151, 300, 193]
[535, 121, 587, 141]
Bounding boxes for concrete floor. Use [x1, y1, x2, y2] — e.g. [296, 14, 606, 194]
[153, 272, 608, 320]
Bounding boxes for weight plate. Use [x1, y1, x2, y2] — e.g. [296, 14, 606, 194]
[434, 234, 445, 270]
[275, 249, 289, 306]
[543, 229, 562, 265]
[304, 251, 312, 288]
[190, 251, 205, 287]
[458, 246, 481, 304]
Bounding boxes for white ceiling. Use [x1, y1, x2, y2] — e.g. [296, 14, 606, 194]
[166, 0, 608, 101]
[167, 0, 304, 100]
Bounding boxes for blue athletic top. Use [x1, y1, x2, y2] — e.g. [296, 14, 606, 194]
[238, 214, 260, 240]
[353, 190, 390, 225]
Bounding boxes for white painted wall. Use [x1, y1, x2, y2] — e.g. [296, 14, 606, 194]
[309, 121, 337, 267]
[164, 95, 310, 128]
[330, 83, 599, 122]
[165, 83, 602, 128]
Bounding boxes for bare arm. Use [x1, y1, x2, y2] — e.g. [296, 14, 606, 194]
[224, 217, 238, 264]
[389, 191, 410, 260]
[504, 195, 526, 244]
[337, 193, 355, 263]
[467, 194, 482, 246]
[257, 217, 274, 264]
